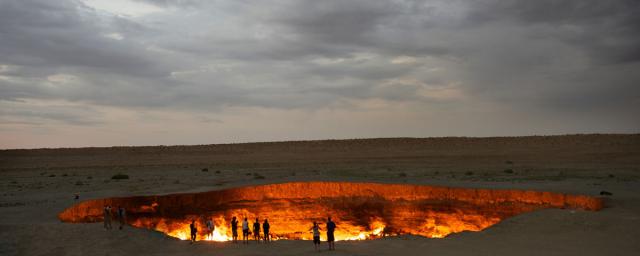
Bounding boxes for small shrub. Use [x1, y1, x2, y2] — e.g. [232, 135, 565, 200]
[398, 172, 407, 177]
[87, 176, 92, 180]
[48, 174, 56, 177]
[75, 181, 84, 186]
[608, 174, 615, 178]
[465, 171, 474, 176]
[504, 169, 514, 174]
[215, 170, 221, 174]
[245, 173, 252, 176]
[111, 174, 129, 180]
[254, 173, 265, 179]
[62, 173, 68, 177]
[600, 191, 613, 196]
[201, 168, 208, 172]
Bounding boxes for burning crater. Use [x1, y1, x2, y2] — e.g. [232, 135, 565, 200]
[59, 182, 602, 241]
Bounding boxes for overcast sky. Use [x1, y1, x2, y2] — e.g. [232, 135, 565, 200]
[1, 0, 639, 149]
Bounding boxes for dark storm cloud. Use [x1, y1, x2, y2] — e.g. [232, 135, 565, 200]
[442, 0, 640, 115]
[0, 0, 185, 117]
[271, 1, 398, 45]
[266, 0, 455, 58]
[0, 0, 169, 77]
[466, 0, 638, 25]
[132, 0, 202, 7]
[465, 0, 640, 64]
[0, 0, 638, 127]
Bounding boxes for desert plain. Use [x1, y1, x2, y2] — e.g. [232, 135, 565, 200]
[1, 134, 639, 255]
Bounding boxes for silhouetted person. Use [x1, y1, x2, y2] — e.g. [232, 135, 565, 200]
[253, 218, 261, 242]
[231, 216, 239, 243]
[117, 206, 126, 230]
[190, 220, 197, 244]
[206, 218, 215, 240]
[242, 217, 250, 244]
[310, 221, 321, 251]
[74, 193, 79, 200]
[262, 219, 270, 242]
[326, 217, 336, 250]
[103, 205, 112, 230]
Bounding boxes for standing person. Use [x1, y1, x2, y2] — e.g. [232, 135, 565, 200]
[262, 219, 270, 242]
[117, 206, 126, 230]
[103, 205, 112, 230]
[252, 218, 261, 242]
[242, 217, 250, 244]
[311, 221, 321, 251]
[231, 216, 239, 243]
[326, 217, 336, 250]
[190, 220, 197, 244]
[206, 218, 215, 240]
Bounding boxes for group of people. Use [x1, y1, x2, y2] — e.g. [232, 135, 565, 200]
[188, 217, 270, 244]
[190, 216, 337, 251]
[229, 217, 271, 244]
[103, 207, 338, 251]
[103, 205, 127, 230]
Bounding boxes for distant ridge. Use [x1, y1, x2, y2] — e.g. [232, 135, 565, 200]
[1, 133, 638, 151]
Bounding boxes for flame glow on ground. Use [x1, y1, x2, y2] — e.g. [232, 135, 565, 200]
[59, 182, 603, 241]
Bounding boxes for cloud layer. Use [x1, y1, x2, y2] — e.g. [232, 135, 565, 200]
[1, 0, 639, 148]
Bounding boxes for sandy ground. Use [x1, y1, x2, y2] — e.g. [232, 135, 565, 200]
[1, 134, 639, 255]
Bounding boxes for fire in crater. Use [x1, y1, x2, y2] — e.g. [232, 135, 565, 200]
[58, 182, 603, 241]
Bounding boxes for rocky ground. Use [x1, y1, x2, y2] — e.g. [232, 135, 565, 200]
[1, 134, 639, 255]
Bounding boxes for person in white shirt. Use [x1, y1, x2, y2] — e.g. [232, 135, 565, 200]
[242, 217, 250, 244]
[310, 221, 322, 251]
[103, 205, 112, 230]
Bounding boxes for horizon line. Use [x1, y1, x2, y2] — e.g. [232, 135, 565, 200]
[2, 132, 638, 151]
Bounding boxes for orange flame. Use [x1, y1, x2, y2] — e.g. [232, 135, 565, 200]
[59, 182, 603, 241]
